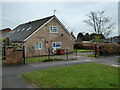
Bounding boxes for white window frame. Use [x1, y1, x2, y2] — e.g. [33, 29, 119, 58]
[49, 26, 58, 33]
[35, 43, 42, 50]
[52, 42, 61, 49]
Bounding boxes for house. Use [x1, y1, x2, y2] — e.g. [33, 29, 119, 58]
[0, 28, 11, 35]
[2, 15, 75, 57]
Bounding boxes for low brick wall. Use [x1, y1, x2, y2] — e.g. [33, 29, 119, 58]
[5, 47, 23, 64]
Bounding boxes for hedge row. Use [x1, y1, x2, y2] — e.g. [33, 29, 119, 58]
[99, 43, 120, 55]
[74, 43, 93, 50]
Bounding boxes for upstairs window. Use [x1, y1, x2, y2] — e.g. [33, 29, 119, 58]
[49, 26, 58, 33]
[53, 42, 61, 48]
[35, 43, 42, 50]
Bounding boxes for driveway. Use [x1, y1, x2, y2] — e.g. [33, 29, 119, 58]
[2, 52, 120, 88]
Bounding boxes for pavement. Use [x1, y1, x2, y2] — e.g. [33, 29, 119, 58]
[1, 52, 120, 88]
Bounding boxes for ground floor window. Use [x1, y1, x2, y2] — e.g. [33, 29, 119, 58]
[35, 43, 42, 50]
[53, 42, 61, 48]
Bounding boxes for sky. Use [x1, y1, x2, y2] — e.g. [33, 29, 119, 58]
[1, 1, 119, 38]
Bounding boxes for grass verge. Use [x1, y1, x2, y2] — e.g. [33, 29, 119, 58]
[25, 58, 64, 63]
[74, 49, 93, 53]
[21, 62, 118, 88]
[25, 58, 77, 64]
[88, 54, 99, 58]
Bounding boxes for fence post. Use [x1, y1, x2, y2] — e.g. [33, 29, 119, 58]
[39, 50, 41, 59]
[66, 48, 68, 60]
[23, 46, 25, 64]
[48, 47, 50, 60]
[2, 41, 6, 60]
[76, 48, 77, 59]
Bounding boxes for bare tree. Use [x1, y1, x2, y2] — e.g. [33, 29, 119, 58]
[83, 11, 115, 38]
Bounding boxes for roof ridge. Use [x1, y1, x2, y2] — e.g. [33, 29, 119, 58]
[24, 15, 54, 25]
[13, 15, 54, 29]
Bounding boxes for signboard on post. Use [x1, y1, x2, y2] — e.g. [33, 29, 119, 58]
[91, 34, 104, 57]
[91, 34, 103, 42]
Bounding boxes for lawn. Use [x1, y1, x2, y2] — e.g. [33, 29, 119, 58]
[21, 63, 118, 88]
[74, 49, 93, 53]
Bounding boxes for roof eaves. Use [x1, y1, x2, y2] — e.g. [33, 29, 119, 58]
[54, 16, 75, 42]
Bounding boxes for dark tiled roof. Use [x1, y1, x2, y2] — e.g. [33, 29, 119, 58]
[2, 15, 53, 41]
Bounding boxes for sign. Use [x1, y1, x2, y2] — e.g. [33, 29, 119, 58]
[92, 34, 103, 42]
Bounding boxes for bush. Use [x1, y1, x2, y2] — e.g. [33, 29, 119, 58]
[99, 43, 120, 56]
[74, 43, 83, 49]
[74, 43, 93, 50]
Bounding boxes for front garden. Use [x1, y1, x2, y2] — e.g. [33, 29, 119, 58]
[22, 62, 119, 88]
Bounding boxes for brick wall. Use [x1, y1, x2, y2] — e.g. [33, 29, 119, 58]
[5, 47, 23, 64]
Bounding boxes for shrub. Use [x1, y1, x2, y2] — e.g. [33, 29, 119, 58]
[99, 43, 120, 56]
[83, 44, 93, 50]
[74, 43, 83, 49]
[74, 43, 93, 50]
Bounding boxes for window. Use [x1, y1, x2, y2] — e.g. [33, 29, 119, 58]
[53, 42, 61, 48]
[21, 28, 25, 31]
[27, 27, 32, 31]
[35, 43, 42, 50]
[49, 26, 58, 33]
[17, 29, 21, 32]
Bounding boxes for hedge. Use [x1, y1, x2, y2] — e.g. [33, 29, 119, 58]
[74, 43, 83, 49]
[99, 43, 120, 56]
[74, 43, 93, 50]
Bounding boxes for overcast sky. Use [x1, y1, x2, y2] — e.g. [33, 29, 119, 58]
[1, 1, 118, 37]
